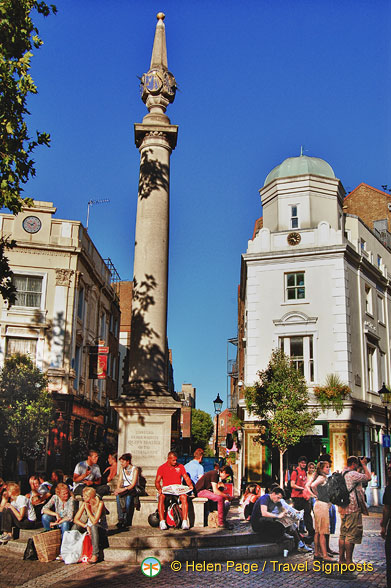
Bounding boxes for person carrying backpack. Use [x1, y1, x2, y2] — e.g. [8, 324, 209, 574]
[338, 456, 371, 578]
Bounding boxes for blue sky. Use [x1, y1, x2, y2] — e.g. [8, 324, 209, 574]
[25, 0, 390, 415]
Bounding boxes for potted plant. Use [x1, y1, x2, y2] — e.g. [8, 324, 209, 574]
[313, 374, 351, 414]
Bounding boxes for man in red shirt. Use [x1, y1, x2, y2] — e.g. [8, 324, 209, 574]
[155, 451, 193, 530]
[290, 455, 314, 540]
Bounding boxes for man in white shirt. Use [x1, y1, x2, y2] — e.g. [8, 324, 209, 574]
[73, 450, 108, 497]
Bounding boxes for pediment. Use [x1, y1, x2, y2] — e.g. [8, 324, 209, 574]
[273, 311, 318, 326]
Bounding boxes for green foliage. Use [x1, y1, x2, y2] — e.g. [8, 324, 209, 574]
[313, 373, 350, 415]
[0, 236, 17, 307]
[0, 1, 56, 306]
[191, 408, 214, 450]
[0, 353, 53, 455]
[245, 349, 318, 454]
[0, 0, 56, 210]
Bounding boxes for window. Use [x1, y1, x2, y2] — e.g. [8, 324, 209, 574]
[378, 295, 385, 323]
[13, 275, 42, 308]
[77, 287, 84, 320]
[280, 335, 314, 382]
[365, 285, 373, 315]
[6, 337, 37, 358]
[100, 312, 107, 343]
[367, 344, 377, 391]
[290, 205, 299, 229]
[286, 272, 305, 300]
[360, 239, 366, 253]
[377, 255, 382, 269]
[74, 345, 81, 390]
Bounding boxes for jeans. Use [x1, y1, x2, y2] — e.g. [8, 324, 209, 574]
[197, 490, 229, 526]
[329, 504, 336, 535]
[116, 493, 134, 524]
[1, 509, 35, 533]
[251, 517, 285, 541]
[386, 533, 391, 588]
[72, 523, 108, 557]
[292, 497, 314, 537]
[41, 514, 71, 536]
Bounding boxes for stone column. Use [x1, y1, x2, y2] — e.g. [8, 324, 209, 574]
[112, 14, 180, 486]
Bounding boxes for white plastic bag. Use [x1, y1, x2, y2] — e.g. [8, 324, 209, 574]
[60, 529, 86, 564]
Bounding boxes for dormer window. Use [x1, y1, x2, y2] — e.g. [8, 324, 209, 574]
[290, 205, 299, 229]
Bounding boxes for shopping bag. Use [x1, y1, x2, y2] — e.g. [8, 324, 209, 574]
[80, 533, 93, 563]
[60, 529, 86, 565]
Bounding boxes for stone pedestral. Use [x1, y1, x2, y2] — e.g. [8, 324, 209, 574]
[111, 395, 180, 489]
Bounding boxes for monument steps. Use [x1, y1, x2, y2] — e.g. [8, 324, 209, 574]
[2, 523, 294, 564]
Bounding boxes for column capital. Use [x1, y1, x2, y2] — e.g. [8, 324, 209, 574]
[134, 123, 178, 150]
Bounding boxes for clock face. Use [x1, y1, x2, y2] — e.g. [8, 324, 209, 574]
[287, 232, 301, 246]
[163, 72, 176, 96]
[23, 216, 42, 234]
[141, 70, 163, 94]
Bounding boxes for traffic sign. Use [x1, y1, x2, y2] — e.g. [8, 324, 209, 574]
[383, 434, 391, 448]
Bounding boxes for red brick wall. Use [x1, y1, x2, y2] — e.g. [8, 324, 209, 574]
[343, 183, 391, 230]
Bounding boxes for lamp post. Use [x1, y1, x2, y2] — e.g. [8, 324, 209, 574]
[378, 382, 391, 435]
[213, 393, 223, 459]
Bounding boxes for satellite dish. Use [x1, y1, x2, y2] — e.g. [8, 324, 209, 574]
[387, 202, 391, 212]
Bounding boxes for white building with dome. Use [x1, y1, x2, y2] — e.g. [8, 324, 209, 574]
[235, 154, 387, 502]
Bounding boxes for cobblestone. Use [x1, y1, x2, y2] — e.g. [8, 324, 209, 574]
[0, 511, 385, 588]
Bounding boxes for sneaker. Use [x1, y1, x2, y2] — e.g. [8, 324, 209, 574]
[0, 533, 12, 543]
[181, 520, 189, 530]
[218, 522, 234, 530]
[298, 543, 313, 553]
[159, 520, 168, 530]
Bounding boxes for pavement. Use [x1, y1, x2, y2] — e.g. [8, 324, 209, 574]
[0, 509, 385, 588]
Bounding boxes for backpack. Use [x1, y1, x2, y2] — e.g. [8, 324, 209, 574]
[325, 472, 356, 507]
[166, 502, 182, 528]
[23, 537, 38, 560]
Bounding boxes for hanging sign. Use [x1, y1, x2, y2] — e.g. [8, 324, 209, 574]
[89, 344, 109, 379]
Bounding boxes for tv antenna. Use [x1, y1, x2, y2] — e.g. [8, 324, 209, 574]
[86, 199, 110, 230]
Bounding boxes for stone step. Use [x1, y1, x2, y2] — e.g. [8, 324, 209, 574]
[2, 522, 294, 564]
[107, 527, 264, 549]
[103, 540, 287, 563]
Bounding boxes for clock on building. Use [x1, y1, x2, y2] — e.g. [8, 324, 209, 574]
[22, 216, 42, 234]
[287, 231, 301, 246]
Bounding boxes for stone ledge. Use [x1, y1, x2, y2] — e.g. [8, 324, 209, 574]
[100, 495, 208, 528]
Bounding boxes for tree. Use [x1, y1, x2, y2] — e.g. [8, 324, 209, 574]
[0, 353, 53, 458]
[0, 1, 56, 305]
[191, 408, 214, 451]
[245, 349, 318, 485]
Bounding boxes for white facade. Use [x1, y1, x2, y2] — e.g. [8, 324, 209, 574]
[238, 158, 387, 501]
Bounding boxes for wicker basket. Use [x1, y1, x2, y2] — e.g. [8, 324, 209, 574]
[33, 529, 61, 562]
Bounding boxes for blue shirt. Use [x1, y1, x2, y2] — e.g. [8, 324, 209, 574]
[185, 459, 204, 485]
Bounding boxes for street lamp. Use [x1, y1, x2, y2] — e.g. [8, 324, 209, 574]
[378, 382, 391, 435]
[213, 393, 223, 459]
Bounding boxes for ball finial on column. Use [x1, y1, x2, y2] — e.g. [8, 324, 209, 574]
[157, 12, 165, 20]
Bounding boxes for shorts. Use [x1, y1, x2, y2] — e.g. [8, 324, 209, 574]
[340, 511, 363, 544]
[314, 500, 330, 534]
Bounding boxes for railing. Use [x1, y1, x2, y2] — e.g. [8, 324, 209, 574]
[374, 228, 391, 251]
[227, 359, 238, 376]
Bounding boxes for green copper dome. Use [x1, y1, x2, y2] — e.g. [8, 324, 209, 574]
[264, 155, 335, 186]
